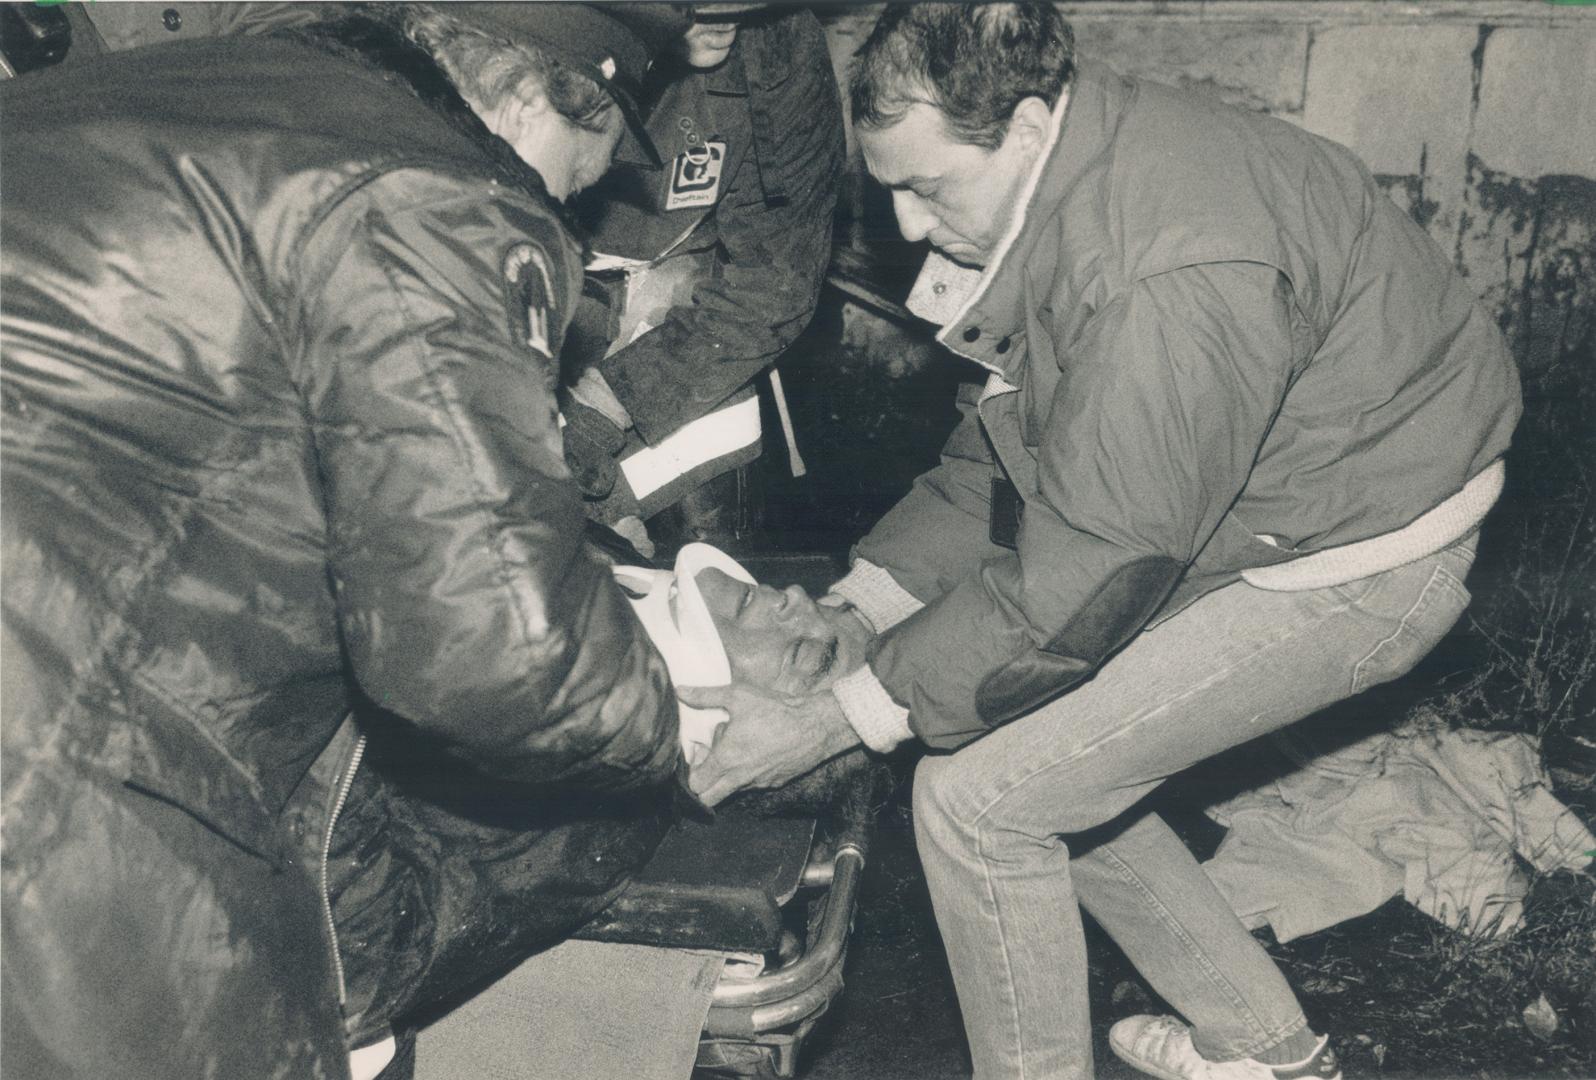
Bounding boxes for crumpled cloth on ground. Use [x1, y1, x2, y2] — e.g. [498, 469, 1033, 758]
[1202, 717, 1596, 942]
[414, 938, 726, 1080]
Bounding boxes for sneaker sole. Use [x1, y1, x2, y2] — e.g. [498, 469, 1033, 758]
[1108, 1030, 1344, 1080]
[1107, 1027, 1202, 1080]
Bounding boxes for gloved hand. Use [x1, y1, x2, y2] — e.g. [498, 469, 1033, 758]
[561, 400, 626, 499]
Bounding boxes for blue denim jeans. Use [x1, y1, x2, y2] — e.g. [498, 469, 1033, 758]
[912, 536, 1477, 1080]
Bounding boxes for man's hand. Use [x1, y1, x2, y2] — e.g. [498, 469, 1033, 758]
[679, 683, 862, 807]
[611, 515, 655, 560]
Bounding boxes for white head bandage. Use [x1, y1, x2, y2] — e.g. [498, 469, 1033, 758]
[612, 543, 755, 766]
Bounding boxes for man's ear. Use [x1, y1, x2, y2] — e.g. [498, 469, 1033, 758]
[1006, 94, 1055, 155]
[515, 85, 556, 119]
[476, 87, 556, 144]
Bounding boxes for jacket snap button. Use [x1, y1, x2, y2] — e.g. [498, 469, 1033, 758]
[996, 336, 1011, 354]
[932, 281, 947, 296]
[962, 326, 980, 343]
[162, 8, 182, 30]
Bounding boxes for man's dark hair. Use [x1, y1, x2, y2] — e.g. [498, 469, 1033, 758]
[850, 3, 1075, 150]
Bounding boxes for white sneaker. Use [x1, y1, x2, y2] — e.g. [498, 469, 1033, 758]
[1108, 1016, 1342, 1080]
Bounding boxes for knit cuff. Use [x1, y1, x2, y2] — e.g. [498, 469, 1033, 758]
[827, 559, 924, 634]
[832, 665, 913, 753]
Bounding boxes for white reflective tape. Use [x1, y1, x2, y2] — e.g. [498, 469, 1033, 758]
[620, 396, 761, 501]
[585, 251, 651, 273]
[349, 1034, 397, 1080]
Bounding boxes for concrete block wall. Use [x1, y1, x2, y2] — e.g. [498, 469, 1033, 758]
[820, 2, 1596, 384]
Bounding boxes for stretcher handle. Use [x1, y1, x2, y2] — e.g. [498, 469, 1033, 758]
[709, 844, 864, 1009]
[701, 964, 845, 1039]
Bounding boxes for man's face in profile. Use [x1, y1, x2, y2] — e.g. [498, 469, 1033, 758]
[694, 569, 871, 697]
[858, 98, 1051, 269]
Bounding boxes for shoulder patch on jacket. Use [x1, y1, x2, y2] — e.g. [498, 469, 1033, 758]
[502, 241, 557, 360]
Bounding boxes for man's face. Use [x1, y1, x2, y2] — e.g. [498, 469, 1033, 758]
[681, 21, 739, 68]
[694, 568, 870, 697]
[483, 93, 624, 201]
[858, 101, 1046, 268]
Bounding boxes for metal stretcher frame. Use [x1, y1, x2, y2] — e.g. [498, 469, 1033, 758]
[693, 809, 871, 1079]
[574, 534, 878, 1078]
[574, 784, 872, 1079]
[701, 815, 866, 1000]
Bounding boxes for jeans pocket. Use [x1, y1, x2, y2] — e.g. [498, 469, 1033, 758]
[1350, 560, 1473, 695]
[1324, 573, 1381, 606]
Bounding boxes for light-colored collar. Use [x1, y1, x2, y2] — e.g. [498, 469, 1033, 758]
[613, 543, 754, 765]
[905, 86, 1073, 368]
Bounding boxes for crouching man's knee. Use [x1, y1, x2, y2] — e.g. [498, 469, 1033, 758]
[912, 737, 1124, 861]
[912, 751, 1046, 861]
[911, 752, 974, 856]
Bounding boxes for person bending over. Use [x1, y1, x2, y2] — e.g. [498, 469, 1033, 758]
[685, 6, 1520, 1080]
[2, 6, 689, 1077]
[560, 2, 846, 556]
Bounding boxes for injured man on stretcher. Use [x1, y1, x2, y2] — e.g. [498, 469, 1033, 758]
[332, 541, 879, 1078]
[614, 543, 873, 783]
[402, 546, 877, 1080]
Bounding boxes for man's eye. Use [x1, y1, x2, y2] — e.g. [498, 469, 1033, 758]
[737, 584, 753, 613]
[818, 637, 838, 678]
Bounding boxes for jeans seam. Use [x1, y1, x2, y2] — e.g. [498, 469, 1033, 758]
[974, 819, 1034, 1078]
[1217, 1016, 1314, 1063]
[963, 588, 1359, 829]
[1351, 564, 1460, 694]
[1093, 840, 1307, 1059]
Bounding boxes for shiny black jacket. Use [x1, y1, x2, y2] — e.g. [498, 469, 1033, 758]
[1, 28, 679, 1075]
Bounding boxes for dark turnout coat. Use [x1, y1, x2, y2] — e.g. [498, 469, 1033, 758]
[567, 9, 845, 519]
[579, 9, 844, 442]
[1, 28, 680, 1077]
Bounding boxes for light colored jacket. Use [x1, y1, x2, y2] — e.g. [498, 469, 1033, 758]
[836, 59, 1521, 749]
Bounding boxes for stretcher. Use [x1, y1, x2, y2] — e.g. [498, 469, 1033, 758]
[576, 540, 880, 1080]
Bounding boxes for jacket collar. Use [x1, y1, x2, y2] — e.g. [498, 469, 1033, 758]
[907, 60, 1127, 376]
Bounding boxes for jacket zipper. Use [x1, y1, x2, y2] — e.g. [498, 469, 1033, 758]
[319, 731, 368, 1006]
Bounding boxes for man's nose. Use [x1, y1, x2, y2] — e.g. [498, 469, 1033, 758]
[892, 190, 938, 244]
[776, 585, 809, 618]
